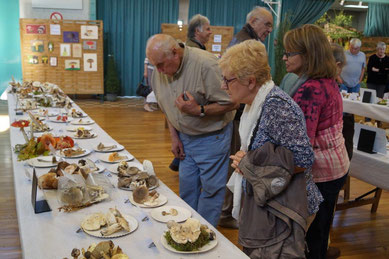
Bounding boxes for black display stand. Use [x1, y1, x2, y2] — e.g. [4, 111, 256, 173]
[357, 128, 376, 154]
[31, 169, 51, 213]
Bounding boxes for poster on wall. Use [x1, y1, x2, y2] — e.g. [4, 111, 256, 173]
[60, 44, 71, 57]
[83, 40, 97, 50]
[26, 24, 46, 34]
[83, 53, 97, 71]
[28, 55, 39, 64]
[65, 60, 80, 70]
[50, 24, 61, 35]
[63, 31, 79, 43]
[48, 42, 54, 52]
[50, 57, 57, 66]
[31, 40, 44, 52]
[72, 44, 82, 58]
[81, 26, 98, 39]
[41, 56, 48, 64]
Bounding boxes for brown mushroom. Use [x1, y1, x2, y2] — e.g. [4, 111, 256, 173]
[87, 59, 94, 68]
[71, 248, 80, 259]
[11, 120, 30, 143]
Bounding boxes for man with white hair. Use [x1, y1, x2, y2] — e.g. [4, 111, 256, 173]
[338, 38, 366, 93]
[186, 14, 212, 50]
[228, 6, 273, 47]
[366, 41, 389, 98]
[146, 34, 237, 227]
[219, 6, 273, 229]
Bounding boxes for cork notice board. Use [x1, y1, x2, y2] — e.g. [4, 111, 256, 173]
[161, 23, 234, 55]
[20, 18, 104, 94]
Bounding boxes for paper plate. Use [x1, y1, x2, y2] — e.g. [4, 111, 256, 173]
[151, 206, 191, 223]
[72, 133, 98, 139]
[99, 152, 134, 163]
[70, 119, 95, 125]
[106, 162, 144, 174]
[27, 156, 61, 168]
[93, 142, 125, 153]
[66, 126, 92, 132]
[81, 214, 138, 238]
[57, 148, 91, 158]
[160, 233, 217, 254]
[128, 193, 167, 208]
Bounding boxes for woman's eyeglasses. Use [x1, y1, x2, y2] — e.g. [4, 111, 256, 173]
[222, 76, 237, 88]
[283, 52, 302, 58]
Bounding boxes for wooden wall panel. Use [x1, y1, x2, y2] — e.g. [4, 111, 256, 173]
[161, 23, 234, 55]
[19, 18, 104, 94]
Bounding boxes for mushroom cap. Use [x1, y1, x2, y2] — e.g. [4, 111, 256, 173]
[11, 120, 30, 128]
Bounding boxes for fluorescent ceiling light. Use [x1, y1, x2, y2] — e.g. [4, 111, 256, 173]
[344, 1, 368, 8]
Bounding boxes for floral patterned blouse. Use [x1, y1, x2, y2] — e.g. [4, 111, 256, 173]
[248, 86, 323, 215]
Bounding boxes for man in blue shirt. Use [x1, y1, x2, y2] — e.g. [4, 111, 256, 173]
[338, 38, 366, 93]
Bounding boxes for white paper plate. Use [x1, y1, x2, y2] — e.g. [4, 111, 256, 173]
[99, 152, 134, 163]
[93, 143, 125, 153]
[27, 156, 61, 168]
[72, 133, 98, 139]
[31, 110, 58, 117]
[49, 117, 70, 123]
[88, 164, 105, 174]
[70, 119, 95, 125]
[106, 162, 144, 174]
[66, 126, 92, 132]
[119, 183, 158, 192]
[160, 233, 217, 254]
[151, 206, 191, 223]
[82, 214, 138, 238]
[29, 126, 53, 133]
[128, 193, 167, 208]
[57, 148, 91, 158]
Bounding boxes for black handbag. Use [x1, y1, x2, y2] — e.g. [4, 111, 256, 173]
[136, 77, 151, 97]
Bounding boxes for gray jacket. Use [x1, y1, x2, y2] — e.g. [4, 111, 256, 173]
[239, 142, 308, 258]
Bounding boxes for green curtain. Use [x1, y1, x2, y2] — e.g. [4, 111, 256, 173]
[97, 0, 178, 96]
[0, 0, 21, 95]
[364, 3, 389, 36]
[281, 0, 335, 29]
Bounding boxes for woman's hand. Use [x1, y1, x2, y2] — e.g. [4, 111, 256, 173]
[230, 150, 246, 174]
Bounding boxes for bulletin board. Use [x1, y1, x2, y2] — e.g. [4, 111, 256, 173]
[161, 23, 234, 56]
[19, 18, 104, 94]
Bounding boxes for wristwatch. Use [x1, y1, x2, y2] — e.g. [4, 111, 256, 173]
[199, 105, 205, 117]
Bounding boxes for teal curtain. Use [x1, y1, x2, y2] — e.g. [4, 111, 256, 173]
[364, 3, 389, 36]
[281, 0, 334, 29]
[97, 0, 178, 96]
[0, 0, 21, 95]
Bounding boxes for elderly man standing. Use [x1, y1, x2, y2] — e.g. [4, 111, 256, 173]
[219, 6, 273, 229]
[146, 34, 236, 227]
[186, 14, 212, 50]
[338, 38, 366, 93]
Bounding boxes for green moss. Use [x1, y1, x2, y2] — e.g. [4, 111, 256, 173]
[164, 229, 210, 251]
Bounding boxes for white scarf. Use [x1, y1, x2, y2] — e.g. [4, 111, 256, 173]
[227, 80, 275, 220]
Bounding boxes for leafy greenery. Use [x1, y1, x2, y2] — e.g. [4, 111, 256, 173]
[164, 229, 210, 251]
[315, 11, 352, 27]
[274, 15, 291, 86]
[105, 54, 121, 94]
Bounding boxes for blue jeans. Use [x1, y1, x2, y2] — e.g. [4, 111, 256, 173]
[178, 122, 233, 227]
[339, 83, 360, 93]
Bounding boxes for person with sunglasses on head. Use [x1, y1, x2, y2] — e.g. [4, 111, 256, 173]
[283, 24, 350, 259]
[219, 6, 274, 230]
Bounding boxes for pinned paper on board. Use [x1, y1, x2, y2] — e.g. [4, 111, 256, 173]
[83, 41, 97, 50]
[60, 44, 71, 57]
[28, 55, 39, 64]
[84, 53, 97, 71]
[50, 24, 61, 35]
[31, 40, 44, 52]
[81, 25, 98, 39]
[212, 44, 222, 52]
[65, 59, 81, 70]
[50, 57, 57, 67]
[63, 31, 79, 43]
[26, 24, 46, 34]
[72, 44, 82, 58]
[41, 56, 48, 64]
[214, 35, 222, 43]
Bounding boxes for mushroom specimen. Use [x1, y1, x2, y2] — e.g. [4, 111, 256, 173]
[87, 59, 94, 68]
[11, 120, 30, 143]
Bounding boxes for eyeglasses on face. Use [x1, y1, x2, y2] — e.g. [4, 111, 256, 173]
[222, 76, 237, 88]
[283, 51, 302, 58]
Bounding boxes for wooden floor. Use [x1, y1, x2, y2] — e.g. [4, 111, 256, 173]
[1, 98, 389, 258]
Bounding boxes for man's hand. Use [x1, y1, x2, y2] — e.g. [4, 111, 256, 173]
[171, 134, 185, 160]
[372, 67, 379, 72]
[230, 150, 247, 174]
[175, 92, 200, 116]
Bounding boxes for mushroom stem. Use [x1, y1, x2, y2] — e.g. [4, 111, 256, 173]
[21, 127, 29, 143]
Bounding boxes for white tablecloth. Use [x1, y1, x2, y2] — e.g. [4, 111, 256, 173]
[350, 149, 389, 190]
[343, 98, 389, 123]
[7, 92, 248, 259]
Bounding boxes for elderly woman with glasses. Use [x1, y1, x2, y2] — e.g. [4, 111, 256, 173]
[219, 39, 322, 258]
[367, 41, 389, 98]
[283, 24, 350, 259]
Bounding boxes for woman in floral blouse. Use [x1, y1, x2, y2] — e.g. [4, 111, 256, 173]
[283, 24, 349, 259]
[219, 39, 322, 258]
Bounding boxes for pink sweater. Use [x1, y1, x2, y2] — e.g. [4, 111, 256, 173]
[293, 78, 349, 183]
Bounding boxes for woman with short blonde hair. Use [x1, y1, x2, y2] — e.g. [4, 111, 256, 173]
[283, 24, 349, 259]
[220, 39, 322, 258]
